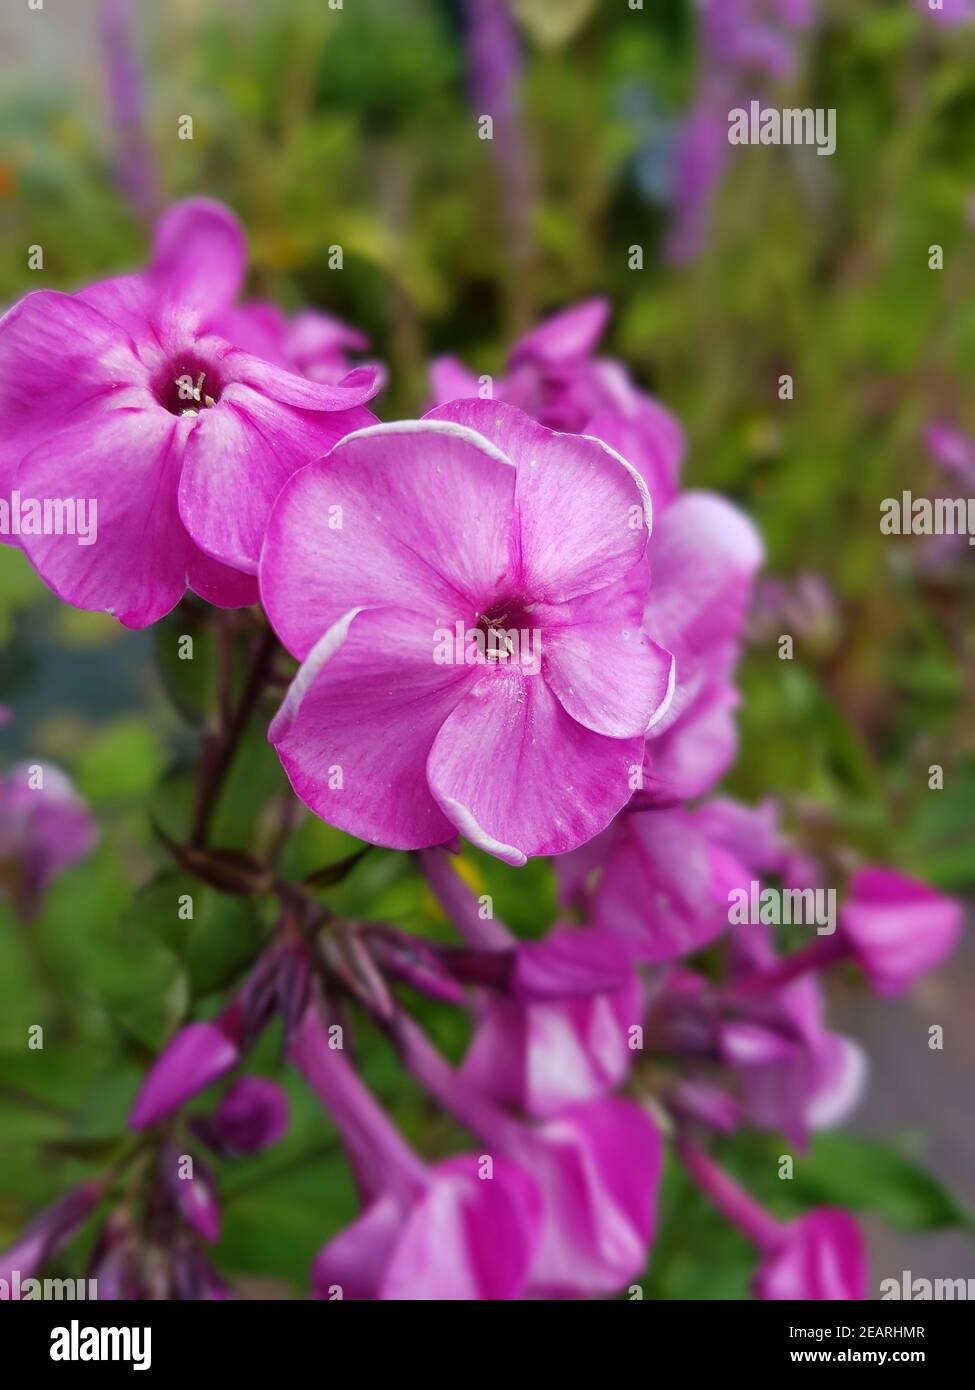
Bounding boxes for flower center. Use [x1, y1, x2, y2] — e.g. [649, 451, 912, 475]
[153, 356, 222, 417]
[476, 600, 536, 662]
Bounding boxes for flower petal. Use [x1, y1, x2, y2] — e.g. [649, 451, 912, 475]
[640, 678, 740, 806]
[382, 1156, 542, 1300]
[178, 383, 376, 573]
[514, 1098, 661, 1297]
[269, 605, 469, 850]
[646, 490, 764, 686]
[76, 274, 158, 348]
[426, 667, 644, 864]
[590, 808, 731, 962]
[261, 418, 518, 661]
[223, 349, 381, 411]
[755, 1210, 867, 1301]
[585, 395, 685, 510]
[17, 407, 192, 628]
[130, 1022, 239, 1129]
[428, 355, 482, 406]
[185, 544, 259, 608]
[508, 298, 610, 368]
[539, 567, 673, 737]
[0, 291, 146, 497]
[312, 1195, 405, 1302]
[150, 198, 246, 324]
[840, 868, 963, 997]
[426, 398, 651, 603]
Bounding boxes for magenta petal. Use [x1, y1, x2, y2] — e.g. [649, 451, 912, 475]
[185, 545, 259, 609]
[585, 397, 685, 509]
[540, 571, 673, 738]
[269, 606, 468, 850]
[150, 198, 246, 324]
[0, 291, 145, 493]
[214, 1077, 290, 1154]
[179, 383, 376, 572]
[17, 407, 192, 628]
[0, 1182, 103, 1286]
[647, 491, 764, 694]
[755, 1210, 868, 1301]
[509, 298, 610, 368]
[693, 796, 784, 875]
[427, 399, 651, 603]
[806, 1035, 868, 1131]
[0, 762, 96, 912]
[462, 977, 641, 1119]
[175, 1168, 221, 1244]
[223, 349, 381, 411]
[427, 669, 644, 864]
[591, 809, 730, 962]
[312, 1195, 405, 1301]
[515, 1098, 661, 1297]
[513, 924, 636, 999]
[381, 1156, 542, 1300]
[261, 419, 517, 661]
[840, 867, 963, 997]
[641, 678, 740, 805]
[76, 273, 159, 347]
[428, 355, 482, 406]
[130, 1023, 239, 1129]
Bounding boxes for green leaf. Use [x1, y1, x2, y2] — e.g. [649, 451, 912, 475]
[794, 1134, 972, 1233]
[153, 605, 221, 727]
[75, 718, 166, 806]
[124, 868, 267, 999]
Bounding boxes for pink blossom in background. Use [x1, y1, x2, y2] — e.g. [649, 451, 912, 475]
[916, 0, 975, 24]
[418, 848, 643, 1117]
[0, 1182, 104, 1291]
[924, 421, 975, 487]
[640, 491, 765, 804]
[563, 805, 748, 964]
[703, 0, 813, 81]
[430, 298, 686, 506]
[678, 1139, 867, 1300]
[668, 1, 817, 263]
[129, 1021, 240, 1129]
[725, 921, 868, 1145]
[98, 0, 159, 223]
[0, 762, 97, 920]
[839, 867, 963, 998]
[753, 1209, 868, 1300]
[262, 402, 675, 864]
[212, 301, 386, 390]
[664, 82, 734, 265]
[290, 1003, 542, 1300]
[397, 1015, 662, 1298]
[0, 199, 380, 626]
[211, 1077, 290, 1155]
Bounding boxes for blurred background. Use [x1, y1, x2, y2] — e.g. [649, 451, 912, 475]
[0, 0, 973, 1297]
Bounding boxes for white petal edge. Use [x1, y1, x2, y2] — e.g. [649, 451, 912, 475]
[267, 606, 365, 745]
[644, 646, 677, 733]
[577, 429, 654, 537]
[430, 791, 528, 868]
